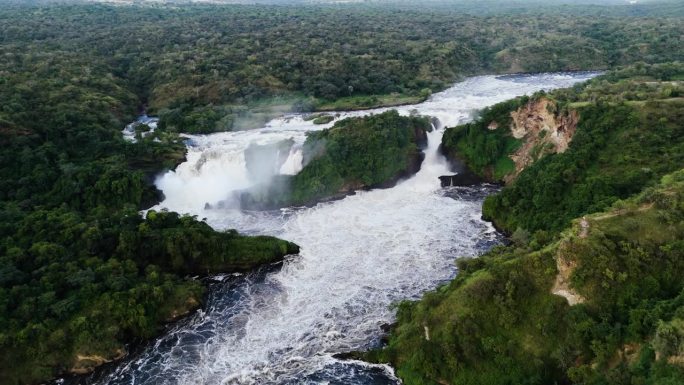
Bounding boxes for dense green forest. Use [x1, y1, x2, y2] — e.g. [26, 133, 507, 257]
[0, 1, 683, 384]
[1, 2, 682, 133]
[374, 168, 684, 385]
[241, 110, 430, 208]
[0, 70, 298, 381]
[0, 3, 303, 384]
[373, 64, 684, 384]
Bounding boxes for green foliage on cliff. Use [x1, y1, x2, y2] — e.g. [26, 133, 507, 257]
[442, 63, 684, 233]
[485, 67, 684, 233]
[381, 62, 684, 385]
[290, 111, 430, 203]
[441, 97, 528, 179]
[0, 2, 682, 383]
[242, 111, 430, 208]
[375, 168, 684, 385]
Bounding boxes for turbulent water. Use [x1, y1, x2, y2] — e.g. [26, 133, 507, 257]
[66, 72, 598, 385]
[122, 115, 159, 142]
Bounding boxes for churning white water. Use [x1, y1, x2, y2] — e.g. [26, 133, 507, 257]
[74, 73, 598, 385]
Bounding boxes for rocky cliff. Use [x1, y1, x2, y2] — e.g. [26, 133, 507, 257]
[506, 98, 578, 182]
[440, 95, 580, 185]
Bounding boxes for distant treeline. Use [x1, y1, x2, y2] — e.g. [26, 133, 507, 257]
[1, 3, 681, 132]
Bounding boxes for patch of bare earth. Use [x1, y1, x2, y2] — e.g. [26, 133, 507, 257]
[504, 98, 578, 183]
[552, 221, 588, 306]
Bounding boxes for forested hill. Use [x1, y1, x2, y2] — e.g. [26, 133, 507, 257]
[1, 2, 682, 133]
[373, 63, 684, 385]
[0, 63, 299, 380]
[442, 62, 684, 234]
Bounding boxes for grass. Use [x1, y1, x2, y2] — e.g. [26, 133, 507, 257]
[493, 157, 516, 180]
[377, 67, 684, 385]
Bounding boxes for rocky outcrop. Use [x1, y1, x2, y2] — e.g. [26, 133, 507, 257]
[505, 98, 578, 183]
[239, 149, 425, 210]
[67, 294, 203, 376]
[167, 296, 201, 322]
[415, 123, 429, 149]
[439, 174, 482, 188]
[70, 349, 126, 375]
[438, 144, 485, 187]
[439, 97, 579, 188]
[239, 111, 430, 210]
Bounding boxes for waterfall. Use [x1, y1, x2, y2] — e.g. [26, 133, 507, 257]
[87, 72, 601, 385]
[279, 146, 304, 175]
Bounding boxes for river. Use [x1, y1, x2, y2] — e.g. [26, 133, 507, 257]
[64, 72, 598, 385]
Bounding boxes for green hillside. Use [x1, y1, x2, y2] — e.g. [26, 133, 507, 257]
[374, 63, 684, 385]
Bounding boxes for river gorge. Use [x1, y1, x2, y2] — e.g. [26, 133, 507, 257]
[63, 72, 598, 385]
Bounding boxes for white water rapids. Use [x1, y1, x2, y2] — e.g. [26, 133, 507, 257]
[69, 72, 598, 385]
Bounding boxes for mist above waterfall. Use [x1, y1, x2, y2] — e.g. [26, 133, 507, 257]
[244, 138, 296, 183]
[151, 72, 600, 218]
[154, 128, 312, 212]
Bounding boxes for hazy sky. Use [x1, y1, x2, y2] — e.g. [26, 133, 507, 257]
[35, 0, 668, 4]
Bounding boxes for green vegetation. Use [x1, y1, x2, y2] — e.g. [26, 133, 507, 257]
[312, 115, 335, 125]
[375, 168, 684, 385]
[0, 209, 297, 384]
[0, 5, 300, 384]
[0, 1, 682, 383]
[1, 2, 682, 133]
[441, 97, 528, 180]
[376, 63, 684, 385]
[442, 62, 684, 233]
[241, 111, 430, 208]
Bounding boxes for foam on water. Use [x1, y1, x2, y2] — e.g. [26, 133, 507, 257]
[122, 115, 158, 142]
[78, 72, 598, 385]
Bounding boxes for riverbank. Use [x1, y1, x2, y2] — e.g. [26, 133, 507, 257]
[0, 96, 301, 385]
[66, 72, 596, 385]
[372, 62, 684, 385]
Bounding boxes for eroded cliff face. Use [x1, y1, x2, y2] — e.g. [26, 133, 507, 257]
[503, 98, 578, 183]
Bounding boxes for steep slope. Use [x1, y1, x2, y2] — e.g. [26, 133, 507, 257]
[442, 62, 684, 233]
[373, 168, 684, 385]
[442, 95, 580, 183]
[372, 63, 684, 385]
